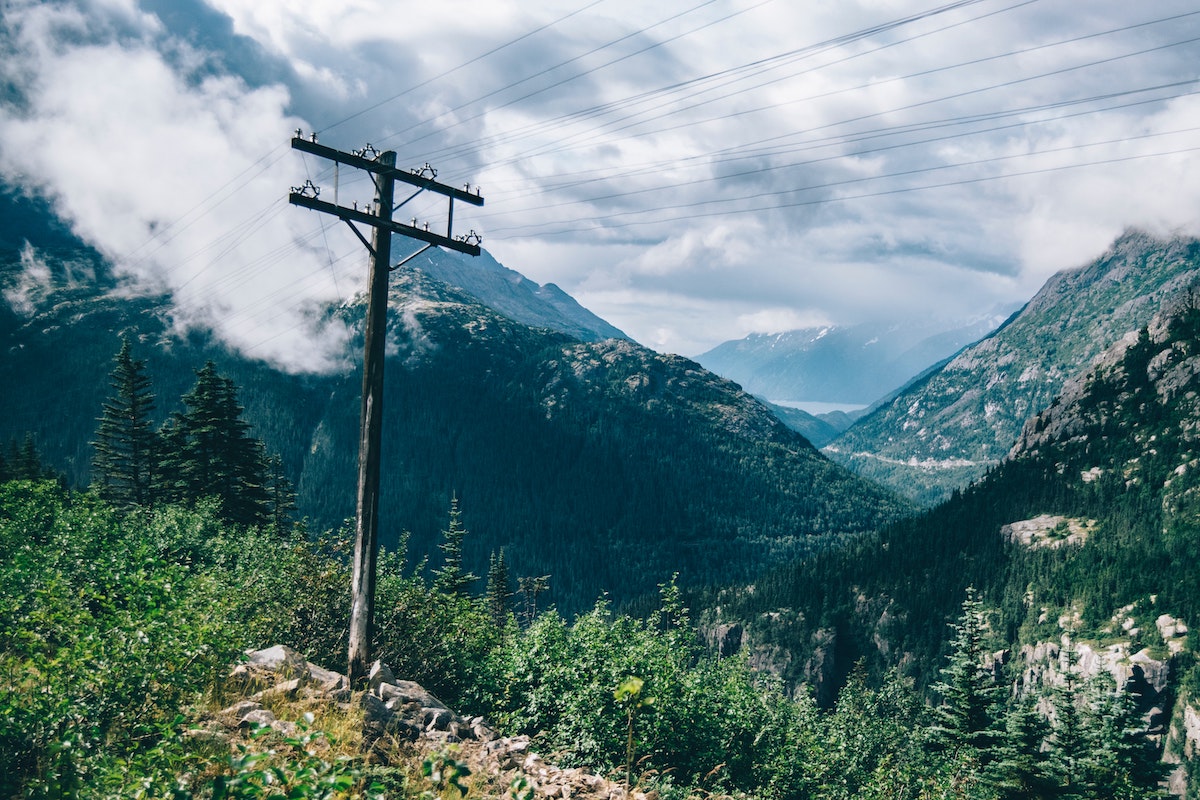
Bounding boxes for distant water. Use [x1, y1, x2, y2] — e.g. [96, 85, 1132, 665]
[770, 400, 867, 415]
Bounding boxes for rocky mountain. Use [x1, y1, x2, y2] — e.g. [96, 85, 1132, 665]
[406, 246, 628, 343]
[0, 195, 908, 615]
[826, 230, 1200, 505]
[694, 314, 1009, 407]
[705, 291, 1200, 786]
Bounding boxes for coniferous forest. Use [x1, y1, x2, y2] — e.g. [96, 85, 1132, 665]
[3, 193, 1200, 797]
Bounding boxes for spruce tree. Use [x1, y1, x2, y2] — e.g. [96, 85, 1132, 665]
[1080, 674, 1167, 799]
[91, 336, 157, 507]
[162, 361, 269, 525]
[432, 495, 478, 595]
[485, 548, 513, 625]
[932, 587, 1004, 760]
[985, 696, 1056, 800]
[1049, 637, 1087, 796]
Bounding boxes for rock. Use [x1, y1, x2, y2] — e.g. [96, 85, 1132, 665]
[245, 645, 309, 679]
[307, 663, 348, 694]
[376, 680, 449, 710]
[252, 677, 303, 702]
[423, 707, 453, 731]
[362, 692, 392, 732]
[217, 699, 264, 727]
[182, 723, 231, 748]
[368, 660, 396, 695]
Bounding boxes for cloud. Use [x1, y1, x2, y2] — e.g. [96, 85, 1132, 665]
[0, 0, 358, 372]
[3, 0, 1200, 363]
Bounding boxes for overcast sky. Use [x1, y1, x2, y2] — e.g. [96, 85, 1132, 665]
[2, 0, 1200, 370]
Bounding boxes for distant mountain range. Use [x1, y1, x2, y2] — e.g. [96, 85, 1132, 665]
[694, 314, 1012, 407]
[826, 230, 1200, 505]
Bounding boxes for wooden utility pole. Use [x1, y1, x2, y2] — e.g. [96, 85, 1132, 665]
[288, 132, 483, 683]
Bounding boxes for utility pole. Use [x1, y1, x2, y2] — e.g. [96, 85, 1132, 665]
[288, 131, 483, 683]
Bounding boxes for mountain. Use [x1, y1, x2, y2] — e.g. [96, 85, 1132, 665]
[0, 201, 909, 615]
[826, 230, 1200, 505]
[706, 289, 1200, 770]
[404, 246, 628, 343]
[755, 399, 864, 448]
[694, 314, 1009, 407]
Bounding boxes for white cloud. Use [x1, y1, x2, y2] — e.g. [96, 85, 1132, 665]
[0, 0, 359, 372]
[4, 0, 1200, 361]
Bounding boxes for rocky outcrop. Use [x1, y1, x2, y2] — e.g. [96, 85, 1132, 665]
[212, 646, 656, 800]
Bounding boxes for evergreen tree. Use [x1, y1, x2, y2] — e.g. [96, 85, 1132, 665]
[263, 453, 297, 532]
[432, 496, 478, 595]
[1080, 674, 1167, 799]
[160, 362, 269, 526]
[985, 696, 1057, 800]
[1049, 638, 1087, 796]
[932, 587, 1004, 760]
[485, 548, 513, 625]
[5, 434, 54, 482]
[91, 336, 157, 508]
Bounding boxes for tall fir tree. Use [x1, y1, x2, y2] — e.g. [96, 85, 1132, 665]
[932, 587, 1004, 760]
[1050, 637, 1087, 796]
[485, 548, 513, 625]
[985, 696, 1057, 800]
[91, 336, 157, 508]
[432, 495, 478, 595]
[1080, 674, 1167, 799]
[159, 361, 269, 526]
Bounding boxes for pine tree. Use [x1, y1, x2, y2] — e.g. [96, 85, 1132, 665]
[1080, 673, 1167, 799]
[485, 548, 513, 625]
[932, 587, 1004, 760]
[161, 362, 269, 525]
[985, 696, 1057, 800]
[432, 495, 478, 595]
[91, 336, 157, 508]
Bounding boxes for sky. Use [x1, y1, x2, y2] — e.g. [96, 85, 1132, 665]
[2, 0, 1200, 371]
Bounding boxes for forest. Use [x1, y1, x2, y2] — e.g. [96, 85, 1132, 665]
[1, 318, 1187, 797]
[0, 476, 1175, 799]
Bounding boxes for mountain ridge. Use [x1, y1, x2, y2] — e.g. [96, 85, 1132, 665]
[826, 229, 1200, 505]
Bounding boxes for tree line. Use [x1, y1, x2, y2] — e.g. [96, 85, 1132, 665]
[89, 336, 294, 527]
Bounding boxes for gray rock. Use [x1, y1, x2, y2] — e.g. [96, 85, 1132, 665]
[368, 660, 396, 696]
[245, 645, 309, 680]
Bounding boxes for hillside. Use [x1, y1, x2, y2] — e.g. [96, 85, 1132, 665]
[0, 207, 909, 615]
[825, 230, 1200, 506]
[405, 245, 628, 343]
[708, 290, 1200, 752]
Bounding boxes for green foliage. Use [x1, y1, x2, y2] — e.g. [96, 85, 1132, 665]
[0, 480, 245, 797]
[209, 717, 385, 800]
[91, 334, 157, 508]
[420, 746, 472, 799]
[432, 496, 479, 596]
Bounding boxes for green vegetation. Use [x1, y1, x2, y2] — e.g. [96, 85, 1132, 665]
[831, 231, 1200, 505]
[0, 477, 1174, 798]
[0, 250, 909, 618]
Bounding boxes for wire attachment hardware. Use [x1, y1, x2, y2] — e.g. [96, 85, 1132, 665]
[412, 162, 438, 179]
[353, 143, 381, 160]
[456, 230, 482, 247]
[290, 180, 320, 198]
